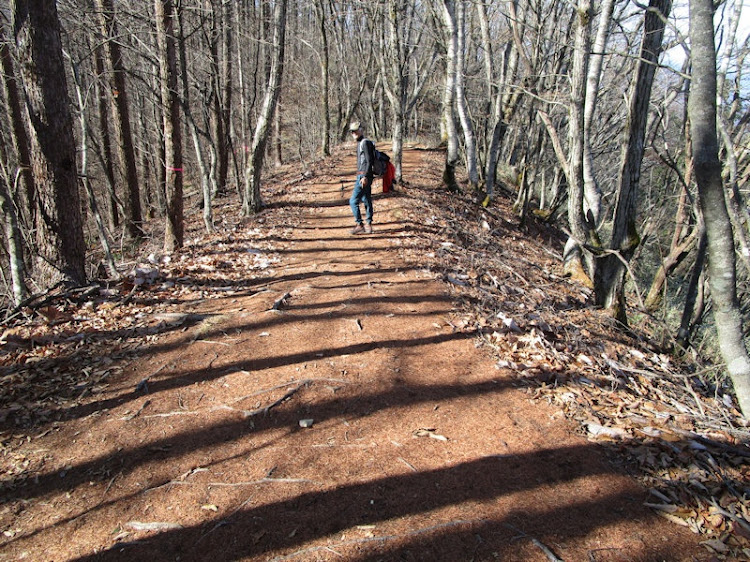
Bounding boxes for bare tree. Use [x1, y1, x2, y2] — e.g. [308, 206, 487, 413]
[593, 0, 672, 323]
[176, 1, 213, 233]
[440, 0, 460, 192]
[92, 42, 120, 230]
[478, 0, 521, 200]
[94, 0, 145, 241]
[381, 0, 433, 184]
[69, 55, 119, 278]
[155, 0, 184, 251]
[0, 24, 34, 232]
[564, 0, 593, 284]
[219, 0, 233, 190]
[455, 0, 477, 190]
[688, 0, 750, 416]
[12, 0, 86, 288]
[242, 0, 287, 216]
[315, 0, 331, 156]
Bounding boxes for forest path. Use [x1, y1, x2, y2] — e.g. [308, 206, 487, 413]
[0, 147, 706, 561]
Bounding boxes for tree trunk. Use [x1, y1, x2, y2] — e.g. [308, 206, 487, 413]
[455, 0, 478, 190]
[206, 0, 222, 198]
[94, 0, 145, 241]
[316, 0, 330, 157]
[155, 0, 184, 251]
[93, 43, 120, 230]
[440, 0, 459, 192]
[384, 0, 406, 185]
[70, 59, 119, 279]
[564, 0, 593, 286]
[594, 0, 672, 322]
[582, 0, 615, 227]
[689, 0, 750, 417]
[219, 0, 233, 193]
[176, 2, 213, 233]
[0, 25, 35, 232]
[241, 0, 287, 216]
[677, 222, 707, 349]
[12, 0, 86, 288]
[0, 25, 30, 303]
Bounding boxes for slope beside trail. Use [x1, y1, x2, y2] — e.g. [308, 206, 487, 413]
[0, 146, 709, 561]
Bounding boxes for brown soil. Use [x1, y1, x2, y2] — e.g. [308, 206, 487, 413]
[0, 146, 717, 561]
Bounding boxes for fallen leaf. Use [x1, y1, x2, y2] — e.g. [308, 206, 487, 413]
[701, 538, 730, 554]
[413, 428, 448, 441]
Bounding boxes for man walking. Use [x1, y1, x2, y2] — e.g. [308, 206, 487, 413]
[349, 121, 374, 234]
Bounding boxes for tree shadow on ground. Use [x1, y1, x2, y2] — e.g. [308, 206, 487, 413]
[3, 354, 734, 561]
[64, 442, 692, 561]
[0, 262, 436, 430]
[55, 325, 473, 424]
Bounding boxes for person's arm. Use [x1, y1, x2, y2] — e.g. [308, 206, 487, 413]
[364, 140, 375, 184]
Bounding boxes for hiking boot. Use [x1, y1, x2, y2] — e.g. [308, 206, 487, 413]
[351, 224, 365, 235]
[364, 223, 373, 234]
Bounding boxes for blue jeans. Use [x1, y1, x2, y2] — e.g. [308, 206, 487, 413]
[350, 174, 373, 224]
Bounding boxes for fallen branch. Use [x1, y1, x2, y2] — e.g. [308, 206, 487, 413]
[709, 500, 750, 535]
[207, 477, 316, 486]
[144, 404, 251, 419]
[269, 518, 485, 561]
[231, 378, 348, 406]
[243, 381, 308, 417]
[125, 521, 183, 532]
[121, 399, 151, 421]
[505, 523, 563, 562]
[271, 292, 291, 311]
[231, 380, 308, 405]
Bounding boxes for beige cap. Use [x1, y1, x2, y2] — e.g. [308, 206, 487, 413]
[349, 121, 361, 132]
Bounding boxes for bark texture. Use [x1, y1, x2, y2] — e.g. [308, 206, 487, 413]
[689, 0, 750, 417]
[594, 0, 672, 322]
[94, 0, 145, 240]
[155, 0, 184, 251]
[13, 0, 86, 287]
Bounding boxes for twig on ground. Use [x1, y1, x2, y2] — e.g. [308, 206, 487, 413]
[135, 361, 172, 393]
[269, 519, 485, 561]
[397, 457, 417, 472]
[144, 404, 251, 419]
[117, 285, 138, 308]
[243, 382, 308, 417]
[709, 500, 750, 535]
[505, 523, 563, 562]
[101, 472, 119, 500]
[195, 494, 257, 546]
[121, 399, 151, 420]
[271, 292, 291, 311]
[125, 521, 183, 532]
[208, 477, 316, 486]
[231, 378, 348, 405]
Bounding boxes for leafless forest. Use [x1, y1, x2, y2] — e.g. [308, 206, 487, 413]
[1, 0, 749, 414]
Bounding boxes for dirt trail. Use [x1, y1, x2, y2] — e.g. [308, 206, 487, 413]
[0, 148, 707, 561]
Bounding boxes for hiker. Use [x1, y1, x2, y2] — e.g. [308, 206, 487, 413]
[349, 121, 374, 234]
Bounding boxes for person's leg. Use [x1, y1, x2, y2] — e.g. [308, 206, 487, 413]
[363, 181, 373, 232]
[349, 175, 363, 224]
